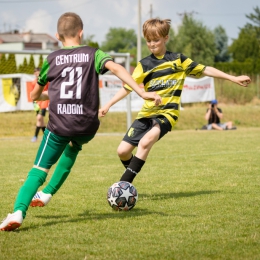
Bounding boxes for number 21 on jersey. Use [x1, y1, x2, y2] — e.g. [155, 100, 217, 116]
[60, 67, 82, 99]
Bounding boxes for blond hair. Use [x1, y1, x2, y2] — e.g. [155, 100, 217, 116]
[57, 12, 83, 41]
[143, 18, 171, 40]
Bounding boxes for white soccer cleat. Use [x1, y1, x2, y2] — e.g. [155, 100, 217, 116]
[30, 191, 52, 207]
[0, 210, 23, 231]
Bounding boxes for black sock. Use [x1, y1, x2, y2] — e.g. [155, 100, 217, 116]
[41, 126, 46, 133]
[120, 156, 145, 183]
[34, 126, 41, 137]
[120, 154, 133, 169]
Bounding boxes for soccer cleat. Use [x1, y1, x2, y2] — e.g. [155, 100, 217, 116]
[0, 210, 23, 231]
[30, 191, 52, 207]
[31, 136, 37, 142]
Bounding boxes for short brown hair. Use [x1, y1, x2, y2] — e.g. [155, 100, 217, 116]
[57, 12, 83, 41]
[143, 18, 171, 40]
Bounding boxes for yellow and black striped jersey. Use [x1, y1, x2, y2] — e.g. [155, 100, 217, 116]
[124, 51, 206, 128]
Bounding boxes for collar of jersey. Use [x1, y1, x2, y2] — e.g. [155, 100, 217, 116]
[62, 45, 85, 49]
[154, 54, 164, 59]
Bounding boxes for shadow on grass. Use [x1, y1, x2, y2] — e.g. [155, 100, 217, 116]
[15, 190, 221, 231]
[139, 190, 221, 200]
[17, 208, 154, 231]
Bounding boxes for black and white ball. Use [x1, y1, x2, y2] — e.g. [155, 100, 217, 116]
[107, 181, 138, 211]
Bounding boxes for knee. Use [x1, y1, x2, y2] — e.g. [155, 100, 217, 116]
[65, 143, 80, 155]
[139, 139, 147, 149]
[117, 146, 128, 158]
[139, 137, 153, 150]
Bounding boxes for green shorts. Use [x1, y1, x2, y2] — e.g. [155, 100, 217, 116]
[34, 129, 95, 169]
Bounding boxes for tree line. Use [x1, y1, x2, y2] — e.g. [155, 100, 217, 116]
[92, 6, 260, 76]
[0, 53, 43, 74]
[0, 6, 259, 76]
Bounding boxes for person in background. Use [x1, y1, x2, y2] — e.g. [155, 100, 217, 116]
[205, 99, 236, 130]
[31, 67, 49, 142]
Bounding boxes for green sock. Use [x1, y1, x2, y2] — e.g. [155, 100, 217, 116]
[14, 168, 47, 218]
[42, 144, 79, 195]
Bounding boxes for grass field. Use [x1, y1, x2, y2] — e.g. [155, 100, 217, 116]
[0, 102, 260, 136]
[0, 125, 259, 259]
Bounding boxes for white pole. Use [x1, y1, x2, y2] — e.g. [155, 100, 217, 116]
[125, 53, 132, 130]
[137, 0, 142, 62]
[125, 0, 142, 131]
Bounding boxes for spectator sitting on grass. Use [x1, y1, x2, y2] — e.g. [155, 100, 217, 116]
[205, 99, 236, 130]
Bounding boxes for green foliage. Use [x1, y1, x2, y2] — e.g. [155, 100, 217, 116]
[0, 53, 18, 74]
[166, 27, 176, 52]
[7, 54, 17, 73]
[222, 6, 260, 75]
[0, 53, 37, 74]
[246, 6, 260, 41]
[0, 128, 260, 259]
[27, 55, 35, 74]
[16, 55, 35, 74]
[83, 6, 260, 77]
[0, 54, 8, 74]
[214, 58, 260, 75]
[141, 40, 150, 58]
[171, 14, 217, 66]
[101, 27, 137, 53]
[214, 26, 230, 62]
[18, 57, 28, 73]
[88, 41, 99, 48]
[83, 34, 100, 48]
[38, 55, 44, 68]
[229, 24, 260, 62]
[213, 78, 259, 105]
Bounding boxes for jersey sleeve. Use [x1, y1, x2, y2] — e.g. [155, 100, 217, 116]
[95, 49, 113, 75]
[181, 54, 206, 78]
[189, 63, 206, 77]
[124, 62, 144, 92]
[37, 58, 50, 86]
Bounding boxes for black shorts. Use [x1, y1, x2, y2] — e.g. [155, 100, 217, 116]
[36, 108, 47, 117]
[123, 116, 172, 147]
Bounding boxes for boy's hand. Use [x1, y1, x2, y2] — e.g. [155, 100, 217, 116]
[99, 105, 110, 117]
[234, 75, 251, 87]
[141, 92, 162, 106]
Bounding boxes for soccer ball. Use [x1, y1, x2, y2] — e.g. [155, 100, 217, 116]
[107, 181, 138, 211]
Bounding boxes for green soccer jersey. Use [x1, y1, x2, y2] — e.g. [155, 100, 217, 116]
[124, 51, 206, 128]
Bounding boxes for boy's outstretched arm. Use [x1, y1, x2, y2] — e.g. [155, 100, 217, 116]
[99, 87, 130, 117]
[203, 66, 251, 87]
[105, 61, 161, 105]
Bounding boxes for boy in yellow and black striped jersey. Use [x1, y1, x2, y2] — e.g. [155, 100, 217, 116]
[99, 18, 251, 184]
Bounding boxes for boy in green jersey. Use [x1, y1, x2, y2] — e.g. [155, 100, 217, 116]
[99, 18, 251, 184]
[0, 13, 161, 231]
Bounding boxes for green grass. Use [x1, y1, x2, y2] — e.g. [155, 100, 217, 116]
[214, 78, 259, 104]
[0, 127, 260, 259]
[0, 102, 260, 137]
